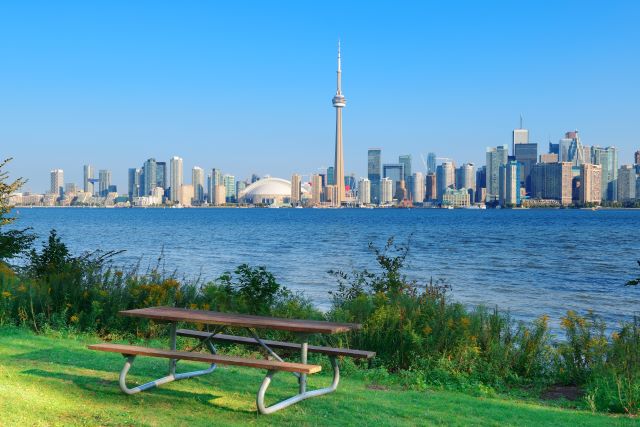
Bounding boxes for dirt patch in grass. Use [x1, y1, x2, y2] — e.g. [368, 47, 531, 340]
[541, 385, 582, 401]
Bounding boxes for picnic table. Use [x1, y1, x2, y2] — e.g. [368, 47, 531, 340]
[89, 306, 374, 414]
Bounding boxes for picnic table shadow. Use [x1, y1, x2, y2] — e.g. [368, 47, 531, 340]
[15, 347, 303, 413]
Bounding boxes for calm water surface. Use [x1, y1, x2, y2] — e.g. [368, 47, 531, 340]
[12, 208, 640, 331]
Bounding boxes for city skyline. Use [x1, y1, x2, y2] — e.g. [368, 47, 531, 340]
[2, 2, 640, 191]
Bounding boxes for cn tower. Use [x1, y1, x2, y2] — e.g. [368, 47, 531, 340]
[332, 41, 346, 205]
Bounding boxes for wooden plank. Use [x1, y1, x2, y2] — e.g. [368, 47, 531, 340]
[177, 329, 376, 359]
[88, 343, 321, 374]
[119, 306, 361, 334]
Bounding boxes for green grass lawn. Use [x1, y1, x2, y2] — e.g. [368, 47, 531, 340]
[0, 327, 636, 426]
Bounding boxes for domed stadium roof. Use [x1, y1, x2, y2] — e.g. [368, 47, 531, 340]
[239, 177, 308, 200]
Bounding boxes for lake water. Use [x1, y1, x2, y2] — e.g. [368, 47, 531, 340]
[10, 207, 640, 331]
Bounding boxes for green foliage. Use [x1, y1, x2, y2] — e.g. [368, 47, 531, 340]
[0, 158, 35, 261]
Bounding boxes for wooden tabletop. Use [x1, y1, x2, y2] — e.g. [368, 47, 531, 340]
[119, 306, 361, 334]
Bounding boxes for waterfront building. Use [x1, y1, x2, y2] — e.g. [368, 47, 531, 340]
[499, 161, 521, 207]
[169, 156, 183, 203]
[514, 143, 537, 192]
[50, 169, 64, 197]
[456, 163, 475, 199]
[143, 158, 157, 196]
[207, 168, 223, 204]
[530, 162, 572, 206]
[311, 174, 323, 205]
[83, 165, 94, 194]
[486, 145, 508, 202]
[411, 172, 425, 203]
[327, 166, 335, 186]
[383, 163, 404, 200]
[580, 163, 602, 205]
[425, 173, 437, 201]
[358, 178, 371, 205]
[399, 155, 412, 198]
[212, 185, 226, 205]
[192, 166, 205, 203]
[436, 161, 455, 201]
[442, 188, 470, 208]
[179, 184, 194, 206]
[592, 146, 618, 201]
[427, 152, 436, 174]
[617, 165, 637, 202]
[324, 185, 338, 206]
[239, 177, 302, 205]
[368, 149, 382, 204]
[98, 169, 111, 197]
[291, 174, 302, 205]
[380, 178, 393, 204]
[539, 153, 558, 163]
[332, 41, 346, 205]
[475, 166, 486, 203]
[156, 161, 167, 190]
[128, 168, 141, 200]
[223, 174, 236, 202]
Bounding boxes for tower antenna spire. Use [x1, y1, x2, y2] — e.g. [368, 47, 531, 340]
[520, 114, 523, 129]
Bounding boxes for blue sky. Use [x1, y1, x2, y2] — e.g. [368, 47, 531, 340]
[1, 1, 639, 192]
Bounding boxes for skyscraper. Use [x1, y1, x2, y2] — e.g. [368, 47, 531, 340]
[512, 118, 529, 154]
[383, 163, 404, 200]
[617, 165, 636, 202]
[592, 146, 618, 201]
[425, 173, 437, 201]
[456, 163, 476, 201]
[98, 169, 111, 197]
[192, 166, 205, 203]
[311, 174, 323, 205]
[514, 143, 538, 193]
[143, 158, 157, 196]
[332, 41, 346, 205]
[499, 161, 521, 207]
[399, 155, 412, 198]
[486, 145, 509, 202]
[436, 162, 455, 200]
[580, 163, 602, 205]
[367, 149, 381, 205]
[635, 150, 640, 165]
[427, 152, 436, 174]
[83, 165, 94, 194]
[291, 174, 302, 206]
[50, 169, 64, 196]
[358, 178, 371, 205]
[169, 156, 183, 203]
[327, 166, 335, 186]
[380, 178, 393, 204]
[411, 172, 425, 203]
[223, 174, 236, 202]
[128, 168, 141, 200]
[156, 161, 167, 190]
[207, 168, 223, 204]
[530, 162, 572, 206]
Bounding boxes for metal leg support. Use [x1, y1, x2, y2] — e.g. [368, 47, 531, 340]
[256, 356, 340, 414]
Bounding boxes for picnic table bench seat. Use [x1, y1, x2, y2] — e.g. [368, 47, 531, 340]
[88, 343, 322, 374]
[176, 329, 376, 360]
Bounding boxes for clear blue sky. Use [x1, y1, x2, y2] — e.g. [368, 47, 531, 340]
[1, 1, 639, 192]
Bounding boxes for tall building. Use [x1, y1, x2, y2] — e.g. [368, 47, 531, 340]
[512, 118, 529, 154]
[499, 161, 521, 207]
[235, 180, 246, 199]
[50, 169, 64, 196]
[311, 174, 323, 205]
[358, 178, 371, 205]
[383, 163, 404, 200]
[327, 166, 335, 186]
[427, 152, 437, 174]
[128, 168, 141, 200]
[617, 165, 636, 202]
[178, 184, 194, 206]
[207, 168, 223, 204]
[475, 166, 486, 203]
[635, 150, 640, 165]
[223, 175, 236, 202]
[332, 41, 346, 205]
[456, 163, 476, 202]
[291, 174, 302, 206]
[143, 158, 157, 196]
[380, 177, 393, 204]
[399, 155, 412, 198]
[83, 165, 94, 194]
[514, 143, 538, 193]
[425, 173, 437, 201]
[486, 145, 509, 202]
[367, 149, 382, 204]
[98, 169, 111, 197]
[436, 162, 455, 200]
[549, 142, 560, 155]
[411, 172, 425, 203]
[531, 162, 573, 206]
[580, 163, 602, 205]
[192, 166, 205, 203]
[169, 156, 183, 203]
[592, 146, 618, 201]
[156, 161, 167, 190]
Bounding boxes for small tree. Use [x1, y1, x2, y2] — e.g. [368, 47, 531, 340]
[0, 158, 35, 262]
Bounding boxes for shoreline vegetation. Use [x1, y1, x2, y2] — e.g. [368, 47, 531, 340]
[1, 159, 639, 419]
